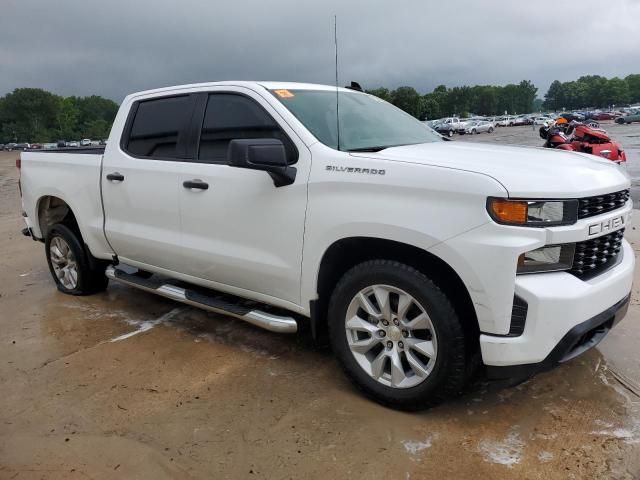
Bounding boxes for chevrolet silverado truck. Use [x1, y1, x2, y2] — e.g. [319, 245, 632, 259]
[18, 82, 634, 410]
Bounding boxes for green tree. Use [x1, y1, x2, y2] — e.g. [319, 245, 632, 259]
[544, 80, 563, 111]
[625, 74, 640, 104]
[366, 87, 392, 103]
[0, 88, 119, 143]
[602, 77, 629, 106]
[517, 80, 537, 113]
[0, 88, 60, 142]
[390, 86, 423, 118]
[55, 97, 79, 140]
[421, 96, 440, 120]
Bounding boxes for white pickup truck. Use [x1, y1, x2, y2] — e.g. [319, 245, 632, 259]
[18, 81, 633, 410]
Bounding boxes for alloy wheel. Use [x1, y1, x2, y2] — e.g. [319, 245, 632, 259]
[49, 236, 78, 289]
[344, 285, 438, 389]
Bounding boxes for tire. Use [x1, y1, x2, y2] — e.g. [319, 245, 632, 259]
[488, 127, 494, 133]
[447, 130, 453, 138]
[471, 129, 477, 135]
[328, 260, 467, 410]
[45, 224, 108, 295]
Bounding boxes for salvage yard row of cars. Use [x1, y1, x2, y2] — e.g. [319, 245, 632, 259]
[0, 139, 107, 151]
[427, 107, 640, 137]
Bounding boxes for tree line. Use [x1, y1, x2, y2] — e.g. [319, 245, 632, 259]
[367, 80, 539, 120]
[0, 88, 119, 143]
[543, 75, 640, 111]
[367, 74, 640, 120]
[2, 75, 639, 142]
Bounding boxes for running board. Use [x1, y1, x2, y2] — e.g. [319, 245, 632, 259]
[105, 266, 297, 333]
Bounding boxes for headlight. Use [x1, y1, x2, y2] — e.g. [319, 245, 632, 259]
[517, 243, 575, 274]
[487, 198, 578, 227]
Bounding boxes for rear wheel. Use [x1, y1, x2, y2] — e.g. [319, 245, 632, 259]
[45, 224, 108, 295]
[328, 260, 467, 410]
[448, 130, 453, 137]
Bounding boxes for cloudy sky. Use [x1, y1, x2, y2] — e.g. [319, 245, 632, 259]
[1, 0, 639, 102]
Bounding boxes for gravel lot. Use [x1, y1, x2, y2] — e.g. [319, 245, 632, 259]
[1, 126, 640, 479]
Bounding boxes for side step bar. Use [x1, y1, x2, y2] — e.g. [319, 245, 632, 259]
[105, 266, 297, 333]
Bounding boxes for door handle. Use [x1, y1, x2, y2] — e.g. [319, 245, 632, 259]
[183, 179, 209, 190]
[106, 172, 125, 182]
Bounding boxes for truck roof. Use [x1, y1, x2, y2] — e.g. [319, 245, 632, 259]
[126, 81, 357, 100]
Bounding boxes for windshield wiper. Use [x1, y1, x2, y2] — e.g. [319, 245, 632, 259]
[347, 144, 400, 152]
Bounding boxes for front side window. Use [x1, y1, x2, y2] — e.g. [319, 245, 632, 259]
[198, 94, 297, 164]
[271, 89, 442, 152]
[126, 95, 192, 158]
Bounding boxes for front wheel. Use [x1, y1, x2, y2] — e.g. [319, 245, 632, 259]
[328, 260, 467, 410]
[45, 224, 108, 295]
[448, 130, 453, 137]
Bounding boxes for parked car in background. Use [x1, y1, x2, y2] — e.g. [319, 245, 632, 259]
[496, 116, 514, 127]
[67, 141, 79, 147]
[464, 120, 495, 134]
[533, 117, 550, 126]
[43, 143, 58, 150]
[441, 117, 464, 131]
[0, 144, 4, 150]
[15, 143, 30, 151]
[434, 122, 455, 137]
[4, 143, 17, 151]
[512, 117, 529, 126]
[590, 112, 613, 121]
[57, 141, 66, 148]
[560, 112, 585, 122]
[616, 112, 640, 124]
[81, 139, 92, 146]
[28, 144, 42, 150]
[99, 139, 108, 146]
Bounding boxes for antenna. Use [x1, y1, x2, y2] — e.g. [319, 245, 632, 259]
[334, 15, 340, 151]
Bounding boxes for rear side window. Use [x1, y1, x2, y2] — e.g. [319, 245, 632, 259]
[198, 94, 297, 164]
[126, 95, 192, 158]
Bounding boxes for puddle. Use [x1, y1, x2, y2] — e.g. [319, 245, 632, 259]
[109, 307, 184, 342]
[478, 427, 525, 467]
[402, 434, 437, 455]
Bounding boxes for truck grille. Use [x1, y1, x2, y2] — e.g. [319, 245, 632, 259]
[578, 190, 630, 219]
[570, 228, 625, 278]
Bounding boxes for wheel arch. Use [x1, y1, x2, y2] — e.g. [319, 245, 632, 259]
[311, 236, 480, 355]
[36, 194, 80, 239]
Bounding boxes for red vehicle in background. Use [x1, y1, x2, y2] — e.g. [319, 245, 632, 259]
[590, 112, 614, 121]
[540, 121, 626, 163]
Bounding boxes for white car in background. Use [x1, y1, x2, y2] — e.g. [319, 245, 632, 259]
[81, 139, 92, 146]
[496, 116, 514, 127]
[533, 117, 550, 126]
[464, 120, 495, 134]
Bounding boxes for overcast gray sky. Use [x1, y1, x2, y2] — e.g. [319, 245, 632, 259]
[1, 0, 639, 102]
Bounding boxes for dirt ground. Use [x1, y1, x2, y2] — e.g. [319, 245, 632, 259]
[1, 128, 640, 479]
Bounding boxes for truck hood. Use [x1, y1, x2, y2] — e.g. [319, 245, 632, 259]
[351, 141, 630, 198]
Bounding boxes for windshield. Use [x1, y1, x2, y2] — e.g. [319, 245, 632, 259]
[270, 89, 442, 151]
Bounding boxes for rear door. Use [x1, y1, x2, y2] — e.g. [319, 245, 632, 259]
[176, 87, 311, 306]
[102, 94, 197, 272]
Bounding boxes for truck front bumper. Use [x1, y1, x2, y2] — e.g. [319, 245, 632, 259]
[480, 238, 634, 377]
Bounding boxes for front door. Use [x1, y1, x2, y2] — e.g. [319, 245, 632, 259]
[178, 88, 310, 306]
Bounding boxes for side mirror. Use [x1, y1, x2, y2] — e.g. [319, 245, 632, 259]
[227, 138, 296, 187]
